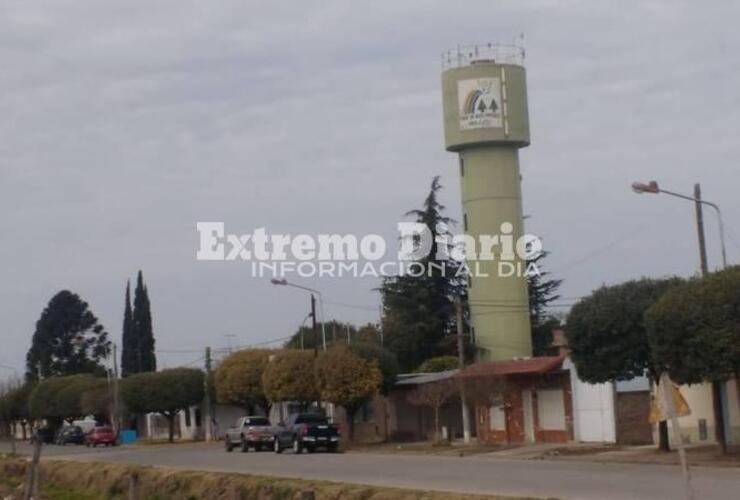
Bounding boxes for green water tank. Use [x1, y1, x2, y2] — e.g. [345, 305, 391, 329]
[441, 44, 532, 361]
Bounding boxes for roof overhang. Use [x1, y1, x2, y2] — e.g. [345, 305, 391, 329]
[455, 355, 565, 379]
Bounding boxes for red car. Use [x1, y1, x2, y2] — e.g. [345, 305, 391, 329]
[85, 426, 117, 447]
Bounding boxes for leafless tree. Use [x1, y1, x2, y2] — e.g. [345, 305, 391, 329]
[406, 379, 459, 443]
[460, 375, 508, 408]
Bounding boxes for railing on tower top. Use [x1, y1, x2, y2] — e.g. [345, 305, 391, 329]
[441, 43, 525, 70]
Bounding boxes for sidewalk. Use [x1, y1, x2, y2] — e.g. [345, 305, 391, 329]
[351, 439, 740, 468]
[485, 442, 740, 468]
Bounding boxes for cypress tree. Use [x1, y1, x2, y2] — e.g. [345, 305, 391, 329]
[120, 281, 135, 377]
[132, 271, 157, 372]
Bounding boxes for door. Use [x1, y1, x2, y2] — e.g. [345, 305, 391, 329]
[522, 389, 535, 443]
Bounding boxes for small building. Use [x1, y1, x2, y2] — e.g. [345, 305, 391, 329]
[457, 356, 573, 444]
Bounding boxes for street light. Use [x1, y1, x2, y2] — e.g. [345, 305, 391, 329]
[270, 278, 328, 352]
[632, 180, 728, 269]
[632, 178, 730, 455]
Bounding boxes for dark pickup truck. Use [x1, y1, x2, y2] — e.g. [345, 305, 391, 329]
[273, 413, 340, 454]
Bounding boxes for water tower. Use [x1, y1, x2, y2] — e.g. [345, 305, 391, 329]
[441, 43, 532, 361]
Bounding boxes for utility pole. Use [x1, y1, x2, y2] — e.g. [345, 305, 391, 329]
[311, 294, 318, 357]
[693, 184, 709, 276]
[112, 343, 120, 438]
[456, 298, 471, 444]
[378, 304, 384, 350]
[203, 346, 213, 442]
[695, 183, 727, 454]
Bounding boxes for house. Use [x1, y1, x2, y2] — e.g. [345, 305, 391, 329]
[457, 356, 573, 444]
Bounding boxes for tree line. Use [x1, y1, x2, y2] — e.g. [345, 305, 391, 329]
[215, 345, 383, 440]
[0, 368, 203, 443]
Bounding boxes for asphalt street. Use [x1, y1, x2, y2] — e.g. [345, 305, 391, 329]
[2, 441, 738, 499]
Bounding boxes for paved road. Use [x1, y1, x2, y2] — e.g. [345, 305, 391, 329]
[2, 441, 738, 499]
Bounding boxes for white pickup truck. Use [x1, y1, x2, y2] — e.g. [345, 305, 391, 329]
[224, 416, 274, 452]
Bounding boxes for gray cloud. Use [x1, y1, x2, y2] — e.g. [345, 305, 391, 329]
[2, 0, 739, 374]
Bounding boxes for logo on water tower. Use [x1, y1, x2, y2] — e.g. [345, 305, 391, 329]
[458, 78, 502, 130]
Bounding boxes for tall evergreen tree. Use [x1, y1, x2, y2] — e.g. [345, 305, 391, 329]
[527, 251, 563, 356]
[132, 271, 157, 373]
[380, 177, 466, 371]
[120, 281, 136, 377]
[26, 290, 110, 382]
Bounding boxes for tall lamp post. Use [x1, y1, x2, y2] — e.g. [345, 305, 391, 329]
[632, 179, 729, 453]
[270, 279, 328, 353]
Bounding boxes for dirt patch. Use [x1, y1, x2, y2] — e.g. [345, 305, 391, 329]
[0, 456, 543, 500]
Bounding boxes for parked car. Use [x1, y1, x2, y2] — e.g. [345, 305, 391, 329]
[56, 425, 85, 445]
[224, 416, 274, 452]
[85, 426, 117, 447]
[30, 426, 56, 444]
[273, 413, 340, 454]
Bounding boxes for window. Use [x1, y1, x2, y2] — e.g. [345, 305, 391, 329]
[463, 213, 468, 231]
[184, 409, 191, 427]
[361, 400, 375, 423]
[295, 414, 328, 425]
[489, 404, 506, 431]
[459, 157, 465, 177]
[195, 409, 202, 428]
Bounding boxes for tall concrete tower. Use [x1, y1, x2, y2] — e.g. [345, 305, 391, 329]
[441, 44, 532, 361]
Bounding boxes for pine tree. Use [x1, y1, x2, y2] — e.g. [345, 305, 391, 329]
[132, 271, 157, 373]
[120, 281, 135, 377]
[381, 176, 466, 371]
[527, 251, 563, 356]
[25, 290, 110, 381]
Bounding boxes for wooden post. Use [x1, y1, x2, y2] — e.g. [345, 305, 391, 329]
[10, 422, 17, 455]
[23, 437, 42, 500]
[128, 472, 141, 500]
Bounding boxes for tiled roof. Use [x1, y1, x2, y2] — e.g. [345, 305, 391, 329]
[455, 356, 565, 379]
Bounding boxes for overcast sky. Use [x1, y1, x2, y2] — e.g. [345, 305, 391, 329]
[2, 1, 739, 376]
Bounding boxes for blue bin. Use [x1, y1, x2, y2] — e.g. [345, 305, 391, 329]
[120, 430, 137, 445]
